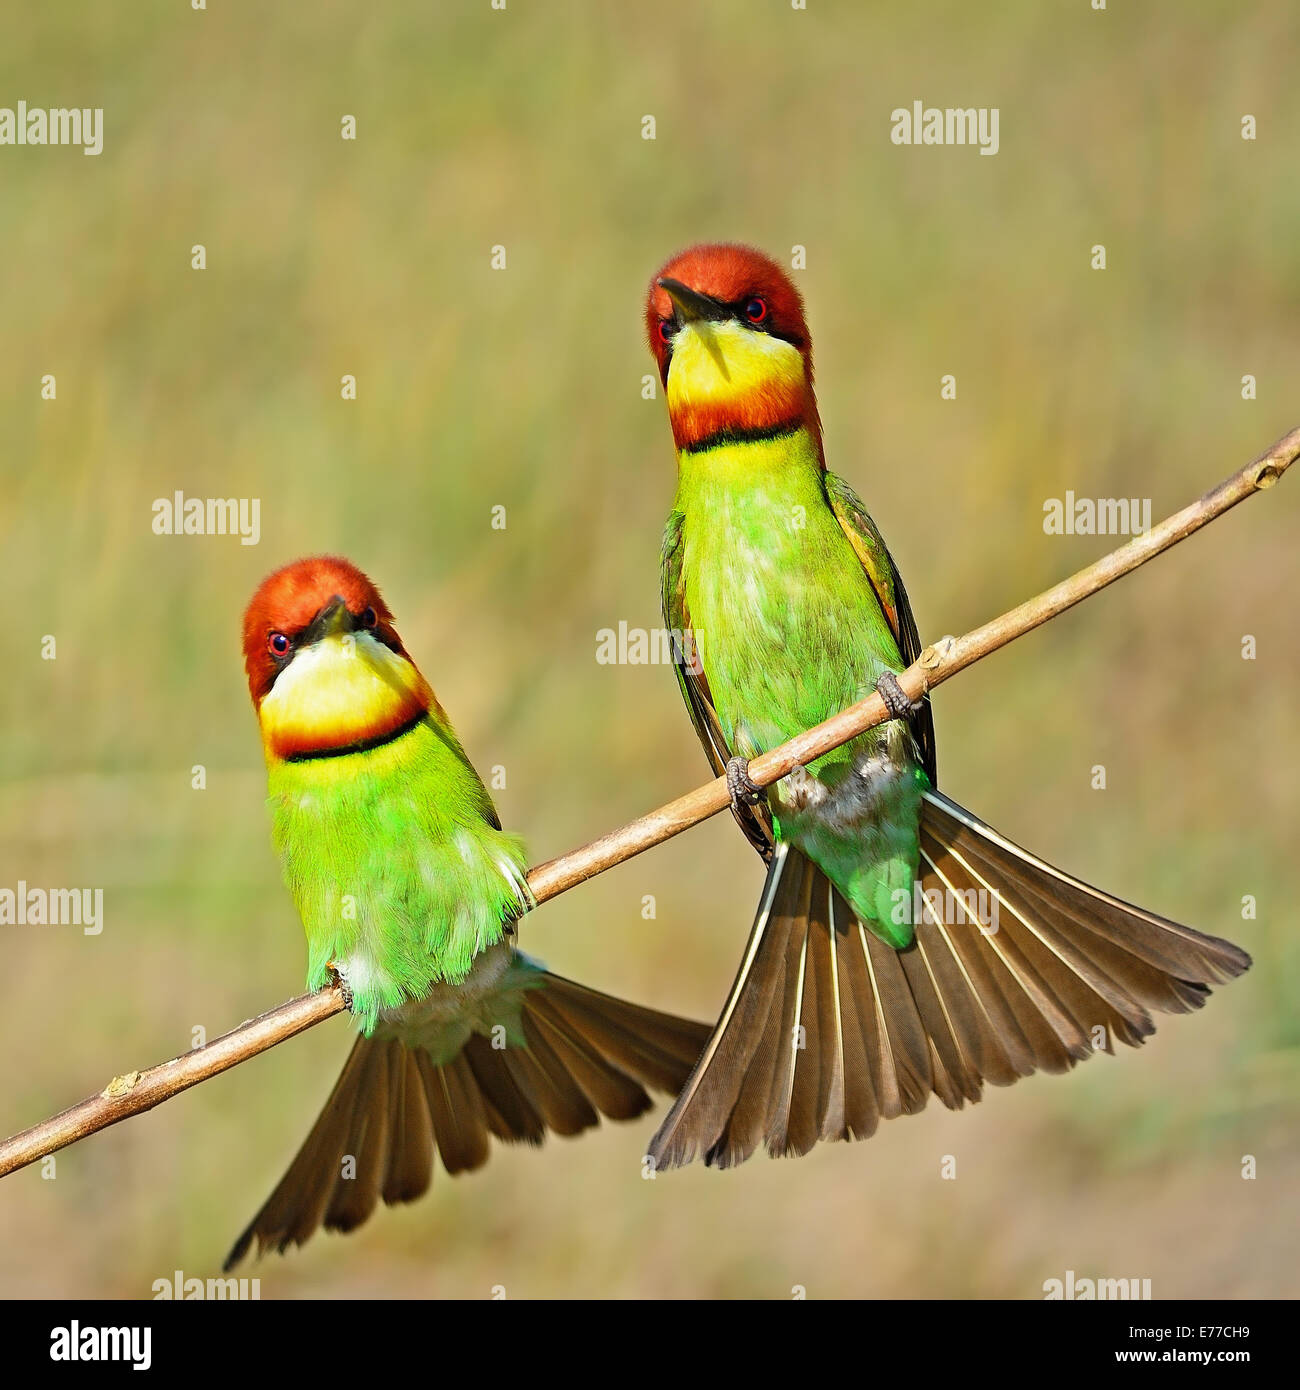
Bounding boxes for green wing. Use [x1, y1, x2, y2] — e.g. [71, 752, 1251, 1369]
[823, 472, 938, 786]
[661, 511, 775, 860]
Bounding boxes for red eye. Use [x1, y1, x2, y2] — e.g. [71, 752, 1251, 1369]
[361, 606, 378, 629]
[658, 319, 674, 344]
[745, 297, 768, 324]
[268, 631, 290, 657]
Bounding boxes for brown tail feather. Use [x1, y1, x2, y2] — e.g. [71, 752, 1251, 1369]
[532, 975, 711, 1092]
[225, 967, 710, 1267]
[324, 1040, 392, 1233]
[384, 1044, 433, 1203]
[647, 793, 1251, 1170]
[462, 1033, 547, 1143]
[415, 1049, 490, 1175]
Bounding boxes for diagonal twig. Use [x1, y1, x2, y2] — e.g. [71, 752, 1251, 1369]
[1, 424, 1295, 1180]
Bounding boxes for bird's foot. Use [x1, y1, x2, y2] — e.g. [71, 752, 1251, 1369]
[876, 670, 923, 719]
[327, 962, 354, 1012]
[726, 755, 765, 808]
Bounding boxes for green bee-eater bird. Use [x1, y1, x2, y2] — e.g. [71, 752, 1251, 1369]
[227, 556, 709, 1264]
[642, 242, 1251, 1169]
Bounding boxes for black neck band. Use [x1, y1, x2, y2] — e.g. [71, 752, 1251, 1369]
[284, 709, 426, 763]
[682, 418, 804, 455]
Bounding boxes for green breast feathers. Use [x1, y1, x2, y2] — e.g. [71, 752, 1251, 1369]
[267, 718, 530, 1033]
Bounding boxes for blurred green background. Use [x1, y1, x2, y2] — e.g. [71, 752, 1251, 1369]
[1, 0, 1296, 1299]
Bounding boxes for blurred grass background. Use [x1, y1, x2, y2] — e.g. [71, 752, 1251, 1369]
[1, 0, 1296, 1298]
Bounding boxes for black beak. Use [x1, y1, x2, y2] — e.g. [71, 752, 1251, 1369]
[657, 276, 731, 325]
[300, 595, 358, 645]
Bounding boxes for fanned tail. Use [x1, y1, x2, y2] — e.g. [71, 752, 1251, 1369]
[647, 792, 1251, 1170]
[225, 969, 709, 1267]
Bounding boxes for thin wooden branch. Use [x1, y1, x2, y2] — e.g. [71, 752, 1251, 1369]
[1, 425, 1294, 1180]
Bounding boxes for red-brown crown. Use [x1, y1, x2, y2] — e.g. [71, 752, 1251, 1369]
[645, 242, 813, 385]
[241, 555, 406, 705]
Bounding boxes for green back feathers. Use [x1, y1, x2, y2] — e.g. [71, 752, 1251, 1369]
[268, 715, 529, 1033]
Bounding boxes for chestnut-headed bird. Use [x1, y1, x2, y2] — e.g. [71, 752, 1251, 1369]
[643, 242, 1250, 1169]
[226, 556, 709, 1264]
